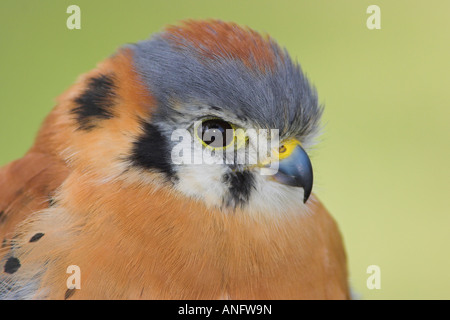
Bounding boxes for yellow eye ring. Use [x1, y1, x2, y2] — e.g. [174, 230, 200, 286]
[194, 118, 246, 150]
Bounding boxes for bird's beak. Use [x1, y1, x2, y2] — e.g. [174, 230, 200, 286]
[262, 139, 313, 203]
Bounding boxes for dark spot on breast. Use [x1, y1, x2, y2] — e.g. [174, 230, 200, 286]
[10, 234, 21, 251]
[64, 288, 76, 300]
[129, 120, 175, 180]
[48, 197, 56, 207]
[4, 257, 21, 274]
[223, 171, 255, 207]
[2, 283, 13, 292]
[29, 233, 45, 243]
[71, 74, 117, 130]
[0, 211, 5, 224]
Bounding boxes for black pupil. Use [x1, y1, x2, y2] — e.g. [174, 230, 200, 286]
[200, 119, 234, 148]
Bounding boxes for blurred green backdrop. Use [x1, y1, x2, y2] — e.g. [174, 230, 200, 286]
[1, 0, 449, 299]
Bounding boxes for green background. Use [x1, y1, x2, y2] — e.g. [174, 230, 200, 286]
[0, 0, 449, 299]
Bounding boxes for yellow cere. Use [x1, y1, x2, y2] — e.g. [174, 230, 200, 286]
[274, 139, 301, 161]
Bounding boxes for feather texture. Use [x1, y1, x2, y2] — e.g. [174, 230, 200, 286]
[0, 21, 349, 299]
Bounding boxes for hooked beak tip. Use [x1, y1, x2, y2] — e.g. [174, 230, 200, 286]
[266, 144, 313, 203]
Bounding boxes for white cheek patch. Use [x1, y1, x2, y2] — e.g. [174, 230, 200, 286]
[246, 173, 309, 217]
[174, 164, 228, 207]
[174, 162, 310, 217]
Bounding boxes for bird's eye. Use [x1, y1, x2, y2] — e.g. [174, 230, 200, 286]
[196, 119, 235, 149]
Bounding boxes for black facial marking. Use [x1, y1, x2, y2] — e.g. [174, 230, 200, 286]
[29, 233, 45, 243]
[4, 257, 21, 274]
[72, 74, 117, 130]
[129, 121, 175, 179]
[223, 171, 255, 207]
[64, 288, 76, 300]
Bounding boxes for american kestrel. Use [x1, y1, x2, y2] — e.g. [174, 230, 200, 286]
[0, 20, 349, 299]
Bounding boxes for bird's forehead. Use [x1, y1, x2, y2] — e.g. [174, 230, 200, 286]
[131, 20, 320, 137]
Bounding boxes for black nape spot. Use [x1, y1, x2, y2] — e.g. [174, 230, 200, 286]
[71, 74, 117, 130]
[29, 233, 45, 243]
[4, 257, 21, 274]
[1, 238, 7, 248]
[223, 171, 255, 207]
[129, 121, 175, 179]
[65, 288, 76, 300]
[0, 211, 5, 224]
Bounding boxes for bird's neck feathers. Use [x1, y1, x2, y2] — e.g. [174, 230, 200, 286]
[19, 170, 345, 299]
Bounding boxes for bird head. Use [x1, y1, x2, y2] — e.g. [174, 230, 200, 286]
[52, 20, 322, 217]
